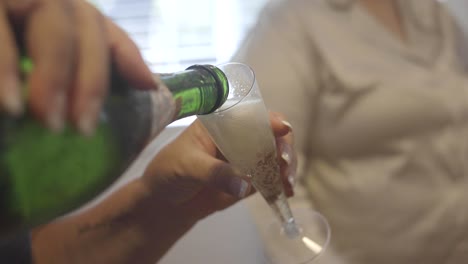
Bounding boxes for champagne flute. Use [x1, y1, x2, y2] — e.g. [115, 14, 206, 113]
[197, 63, 330, 263]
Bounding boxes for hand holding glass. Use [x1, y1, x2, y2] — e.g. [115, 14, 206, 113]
[197, 63, 330, 263]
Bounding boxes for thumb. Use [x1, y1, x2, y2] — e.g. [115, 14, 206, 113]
[193, 156, 252, 198]
[210, 162, 252, 198]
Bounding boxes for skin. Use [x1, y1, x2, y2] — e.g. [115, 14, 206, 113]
[0, 0, 157, 135]
[31, 115, 296, 264]
[0, 0, 298, 262]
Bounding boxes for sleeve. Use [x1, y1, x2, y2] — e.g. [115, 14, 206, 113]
[232, 0, 320, 173]
[0, 231, 33, 264]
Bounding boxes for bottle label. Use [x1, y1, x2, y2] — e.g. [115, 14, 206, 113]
[148, 83, 176, 137]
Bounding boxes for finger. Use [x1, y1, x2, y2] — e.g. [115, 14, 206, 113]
[270, 111, 293, 137]
[192, 119, 230, 162]
[70, 1, 109, 135]
[210, 162, 252, 198]
[23, 0, 76, 132]
[277, 137, 297, 197]
[0, 1, 23, 115]
[188, 153, 251, 199]
[105, 18, 156, 90]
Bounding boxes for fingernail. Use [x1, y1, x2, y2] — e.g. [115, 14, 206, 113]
[238, 179, 250, 198]
[281, 150, 291, 165]
[78, 99, 101, 136]
[48, 92, 65, 132]
[230, 177, 250, 198]
[282, 120, 293, 131]
[288, 174, 296, 186]
[152, 73, 163, 90]
[1, 78, 23, 116]
[281, 144, 296, 186]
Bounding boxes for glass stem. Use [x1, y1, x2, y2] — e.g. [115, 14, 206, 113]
[269, 192, 301, 238]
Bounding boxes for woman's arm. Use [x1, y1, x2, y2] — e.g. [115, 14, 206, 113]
[31, 116, 295, 264]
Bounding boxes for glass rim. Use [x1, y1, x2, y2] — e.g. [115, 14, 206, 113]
[212, 62, 257, 114]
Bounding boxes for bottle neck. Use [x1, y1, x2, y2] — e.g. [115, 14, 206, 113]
[160, 65, 228, 120]
[146, 64, 229, 139]
[147, 83, 177, 138]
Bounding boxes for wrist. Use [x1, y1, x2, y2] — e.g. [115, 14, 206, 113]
[32, 179, 197, 264]
[127, 179, 199, 261]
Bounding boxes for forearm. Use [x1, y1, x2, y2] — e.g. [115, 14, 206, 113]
[31, 179, 196, 264]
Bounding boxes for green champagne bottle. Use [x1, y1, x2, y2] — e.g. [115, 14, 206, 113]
[0, 58, 229, 236]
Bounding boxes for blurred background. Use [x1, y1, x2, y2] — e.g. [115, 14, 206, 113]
[92, 0, 271, 128]
[94, 0, 268, 73]
[87, 0, 468, 263]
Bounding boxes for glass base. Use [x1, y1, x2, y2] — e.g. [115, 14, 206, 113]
[262, 206, 331, 264]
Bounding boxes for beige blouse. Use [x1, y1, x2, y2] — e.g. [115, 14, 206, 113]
[234, 0, 468, 263]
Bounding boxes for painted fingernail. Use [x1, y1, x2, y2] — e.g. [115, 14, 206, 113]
[282, 120, 293, 131]
[79, 99, 101, 136]
[288, 174, 296, 186]
[230, 177, 250, 198]
[1, 78, 23, 116]
[238, 179, 250, 198]
[281, 144, 296, 186]
[281, 149, 292, 165]
[48, 92, 65, 132]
